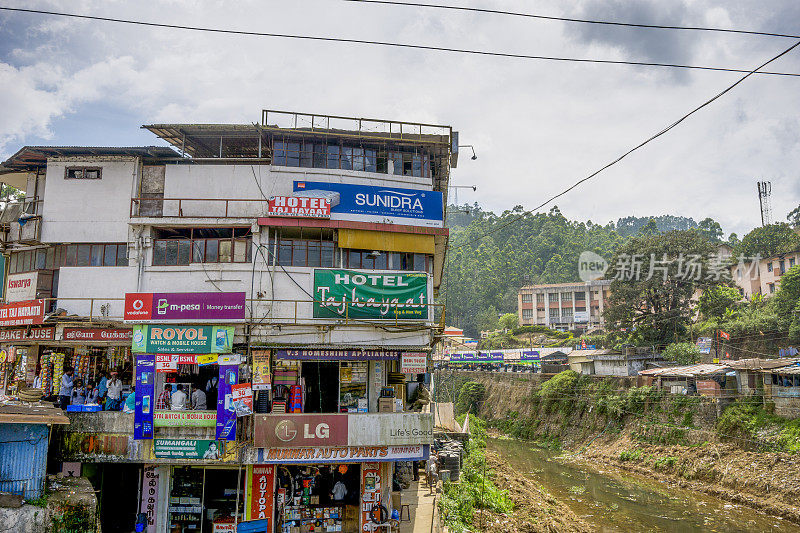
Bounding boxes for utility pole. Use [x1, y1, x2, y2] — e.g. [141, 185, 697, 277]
[757, 181, 773, 226]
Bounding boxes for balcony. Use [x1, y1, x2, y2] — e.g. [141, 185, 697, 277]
[0, 198, 43, 245]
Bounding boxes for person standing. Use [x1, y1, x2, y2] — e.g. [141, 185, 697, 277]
[58, 368, 74, 410]
[105, 372, 123, 410]
[97, 371, 108, 407]
[191, 385, 207, 410]
[171, 384, 188, 410]
[71, 379, 87, 406]
[123, 386, 136, 413]
[156, 384, 172, 410]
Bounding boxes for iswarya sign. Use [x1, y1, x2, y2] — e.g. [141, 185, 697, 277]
[313, 269, 429, 320]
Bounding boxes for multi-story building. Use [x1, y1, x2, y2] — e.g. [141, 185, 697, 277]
[0, 110, 456, 532]
[731, 250, 800, 299]
[517, 280, 612, 332]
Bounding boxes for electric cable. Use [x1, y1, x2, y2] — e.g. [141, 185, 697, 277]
[1, 6, 800, 77]
[343, 0, 800, 40]
[453, 37, 800, 250]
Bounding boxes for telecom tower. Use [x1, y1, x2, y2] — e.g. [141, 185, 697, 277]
[757, 181, 773, 226]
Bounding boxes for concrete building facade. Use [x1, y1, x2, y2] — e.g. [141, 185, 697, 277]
[517, 280, 612, 332]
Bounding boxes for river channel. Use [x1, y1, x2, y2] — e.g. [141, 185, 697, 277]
[488, 437, 800, 533]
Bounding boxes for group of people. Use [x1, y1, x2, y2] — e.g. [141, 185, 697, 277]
[54, 367, 133, 411]
[155, 383, 209, 410]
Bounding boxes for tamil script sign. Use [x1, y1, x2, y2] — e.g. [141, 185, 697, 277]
[313, 269, 429, 320]
[267, 196, 331, 218]
[132, 325, 234, 354]
[293, 181, 443, 228]
[124, 292, 246, 322]
[154, 439, 221, 460]
[0, 299, 45, 326]
[63, 328, 132, 342]
[256, 445, 429, 464]
[154, 411, 216, 427]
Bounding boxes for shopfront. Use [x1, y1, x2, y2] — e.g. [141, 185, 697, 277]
[168, 465, 246, 532]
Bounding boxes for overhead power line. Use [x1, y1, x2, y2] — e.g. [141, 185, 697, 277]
[454, 38, 800, 250]
[1, 6, 800, 77]
[343, 0, 800, 40]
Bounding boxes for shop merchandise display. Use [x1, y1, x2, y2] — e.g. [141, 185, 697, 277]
[39, 352, 52, 395]
[51, 353, 65, 397]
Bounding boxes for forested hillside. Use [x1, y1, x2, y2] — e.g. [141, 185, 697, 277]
[440, 204, 721, 337]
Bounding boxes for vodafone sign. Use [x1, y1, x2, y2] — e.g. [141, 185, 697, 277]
[267, 196, 330, 219]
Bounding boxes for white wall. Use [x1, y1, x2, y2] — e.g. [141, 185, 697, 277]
[56, 266, 139, 319]
[161, 164, 433, 218]
[42, 158, 137, 243]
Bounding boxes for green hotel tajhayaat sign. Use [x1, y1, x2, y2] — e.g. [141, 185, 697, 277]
[313, 269, 429, 320]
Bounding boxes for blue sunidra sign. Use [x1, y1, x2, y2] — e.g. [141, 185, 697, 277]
[293, 181, 443, 228]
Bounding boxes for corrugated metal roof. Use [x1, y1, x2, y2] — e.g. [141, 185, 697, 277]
[639, 363, 730, 378]
[1, 145, 179, 171]
[726, 357, 800, 370]
[764, 364, 800, 375]
[0, 424, 49, 499]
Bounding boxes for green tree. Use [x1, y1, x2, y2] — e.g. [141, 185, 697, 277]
[456, 381, 486, 415]
[662, 342, 702, 365]
[604, 230, 718, 346]
[0, 184, 23, 202]
[498, 312, 519, 330]
[474, 306, 499, 333]
[638, 218, 659, 236]
[728, 233, 740, 247]
[735, 223, 800, 259]
[788, 205, 800, 227]
[698, 285, 741, 320]
[697, 217, 724, 242]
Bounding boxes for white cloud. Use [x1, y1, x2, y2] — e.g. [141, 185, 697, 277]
[0, 0, 798, 235]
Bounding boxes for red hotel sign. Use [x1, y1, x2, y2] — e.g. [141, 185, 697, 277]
[63, 328, 132, 342]
[0, 299, 45, 326]
[0, 327, 55, 342]
[267, 196, 331, 219]
[255, 414, 348, 447]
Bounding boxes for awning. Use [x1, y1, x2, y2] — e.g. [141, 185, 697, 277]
[338, 228, 435, 255]
[274, 349, 401, 360]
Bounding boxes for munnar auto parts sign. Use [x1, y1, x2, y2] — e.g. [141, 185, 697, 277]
[313, 269, 429, 320]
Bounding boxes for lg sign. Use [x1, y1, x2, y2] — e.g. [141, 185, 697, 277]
[257, 414, 348, 447]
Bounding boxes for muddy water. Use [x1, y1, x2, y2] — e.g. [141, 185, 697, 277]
[489, 437, 800, 533]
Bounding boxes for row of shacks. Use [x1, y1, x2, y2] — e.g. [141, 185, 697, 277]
[638, 358, 800, 418]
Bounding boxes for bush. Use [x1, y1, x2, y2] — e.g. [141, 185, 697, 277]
[662, 342, 702, 365]
[456, 381, 487, 416]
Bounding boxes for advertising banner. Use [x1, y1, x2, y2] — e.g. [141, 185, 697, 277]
[63, 328, 132, 342]
[254, 414, 349, 448]
[154, 439, 222, 460]
[573, 310, 590, 323]
[231, 383, 253, 416]
[140, 465, 160, 533]
[216, 364, 238, 441]
[293, 181, 443, 228]
[124, 292, 246, 322]
[249, 465, 275, 522]
[155, 354, 178, 373]
[274, 349, 400, 361]
[400, 353, 427, 374]
[252, 349, 271, 390]
[0, 299, 45, 326]
[134, 354, 155, 440]
[348, 413, 433, 446]
[258, 445, 429, 464]
[313, 269, 429, 320]
[154, 411, 216, 427]
[5, 272, 38, 303]
[131, 325, 234, 354]
[0, 327, 54, 342]
[268, 195, 331, 218]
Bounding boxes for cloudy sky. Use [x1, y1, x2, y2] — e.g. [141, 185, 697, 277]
[1, 0, 799, 236]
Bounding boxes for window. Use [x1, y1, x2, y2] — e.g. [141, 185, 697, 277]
[65, 166, 102, 179]
[536, 294, 544, 304]
[153, 228, 251, 266]
[272, 228, 335, 268]
[767, 262, 773, 272]
[522, 309, 533, 319]
[791, 258, 796, 268]
[8, 244, 128, 274]
[548, 293, 559, 302]
[769, 283, 776, 294]
[272, 138, 433, 178]
[521, 294, 533, 303]
[780, 260, 785, 274]
[345, 250, 429, 272]
[562, 308, 573, 317]
[549, 308, 559, 318]
[561, 292, 572, 302]
[575, 291, 586, 301]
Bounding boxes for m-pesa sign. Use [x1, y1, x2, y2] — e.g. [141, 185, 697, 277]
[125, 292, 245, 322]
[267, 196, 331, 218]
[0, 300, 45, 326]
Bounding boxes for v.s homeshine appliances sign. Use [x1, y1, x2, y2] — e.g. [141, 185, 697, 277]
[313, 269, 429, 320]
[293, 181, 443, 228]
